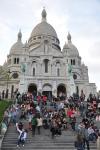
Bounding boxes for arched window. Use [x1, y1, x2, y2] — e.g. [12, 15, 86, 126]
[76, 86, 79, 95]
[14, 58, 16, 64]
[44, 59, 49, 73]
[73, 59, 75, 65]
[71, 59, 73, 65]
[57, 68, 60, 76]
[71, 59, 75, 65]
[33, 68, 35, 76]
[17, 58, 19, 64]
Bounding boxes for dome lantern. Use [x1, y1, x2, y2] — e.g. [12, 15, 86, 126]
[17, 30, 22, 42]
[67, 32, 71, 43]
[41, 7, 47, 22]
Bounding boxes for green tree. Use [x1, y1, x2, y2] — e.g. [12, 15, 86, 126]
[0, 66, 12, 98]
[0, 66, 11, 82]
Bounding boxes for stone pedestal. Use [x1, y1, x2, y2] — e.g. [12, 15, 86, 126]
[19, 75, 26, 94]
[52, 81, 57, 97]
[52, 90, 57, 97]
[68, 75, 76, 97]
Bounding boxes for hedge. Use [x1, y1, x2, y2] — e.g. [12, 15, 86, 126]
[0, 100, 12, 123]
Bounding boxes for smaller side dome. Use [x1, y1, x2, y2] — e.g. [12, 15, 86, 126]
[63, 32, 79, 56]
[63, 42, 69, 49]
[10, 30, 24, 55]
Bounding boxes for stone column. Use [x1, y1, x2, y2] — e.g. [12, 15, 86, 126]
[52, 81, 57, 97]
[38, 80, 42, 95]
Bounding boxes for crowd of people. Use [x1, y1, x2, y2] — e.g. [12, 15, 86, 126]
[1, 91, 100, 149]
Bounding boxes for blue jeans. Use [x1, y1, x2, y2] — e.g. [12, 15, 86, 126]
[17, 138, 25, 145]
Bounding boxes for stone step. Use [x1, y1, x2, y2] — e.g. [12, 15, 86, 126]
[1, 143, 96, 147]
[1, 149, 97, 150]
[1, 147, 97, 150]
[1, 120, 97, 150]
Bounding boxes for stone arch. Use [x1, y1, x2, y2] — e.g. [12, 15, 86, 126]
[52, 59, 64, 66]
[31, 59, 38, 64]
[57, 84, 66, 100]
[53, 60, 60, 66]
[44, 59, 49, 73]
[42, 83, 52, 100]
[28, 83, 37, 96]
[42, 83, 52, 91]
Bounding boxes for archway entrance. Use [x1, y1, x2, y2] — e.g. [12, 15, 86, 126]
[57, 84, 66, 100]
[28, 83, 37, 97]
[42, 84, 52, 100]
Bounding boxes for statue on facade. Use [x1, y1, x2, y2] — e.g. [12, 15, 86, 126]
[21, 63, 26, 73]
[68, 63, 72, 75]
[68, 64, 76, 96]
[19, 63, 27, 94]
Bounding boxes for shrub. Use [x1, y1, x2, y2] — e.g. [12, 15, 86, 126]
[0, 100, 12, 123]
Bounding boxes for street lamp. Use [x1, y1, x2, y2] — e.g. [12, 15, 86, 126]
[5, 69, 11, 99]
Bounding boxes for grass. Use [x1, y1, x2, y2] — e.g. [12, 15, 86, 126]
[0, 100, 12, 124]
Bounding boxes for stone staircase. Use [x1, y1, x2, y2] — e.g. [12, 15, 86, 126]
[1, 121, 97, 150]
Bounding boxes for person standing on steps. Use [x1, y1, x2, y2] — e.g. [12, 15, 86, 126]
[37, 115, 43, 134]
[50, 118, 57, 139]
[16, 122, 23, 131]
[74, 133, 85, 150]
[16, 123, 28, 147]
[31, 115, 37, 136]
[83, 127, 90, 150]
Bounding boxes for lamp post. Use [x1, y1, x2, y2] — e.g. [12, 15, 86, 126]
[5, 69, 11, 99]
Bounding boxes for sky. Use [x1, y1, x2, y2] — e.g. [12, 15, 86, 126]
[0, 0, 100, 91]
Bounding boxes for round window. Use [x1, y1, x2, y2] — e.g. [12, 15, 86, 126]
[73, 74, 77, 80]
[12, 73, 18, 79]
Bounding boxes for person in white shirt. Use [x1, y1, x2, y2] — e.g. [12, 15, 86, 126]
[37, 116, 43, 134]
[36, 105, 40, 112]
[16, 124, 28, 147]
[88, 126, 97, 142]
[88, 126, 94, 135]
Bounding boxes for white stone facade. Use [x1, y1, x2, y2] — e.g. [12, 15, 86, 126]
[0, 8, 97, 99]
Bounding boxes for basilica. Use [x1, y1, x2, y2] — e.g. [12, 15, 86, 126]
[0, 8, 96, 99]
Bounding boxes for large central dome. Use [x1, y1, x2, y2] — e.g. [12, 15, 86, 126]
[28, 8, 60, 50]
[30, 8, 58, 39]
[31, 21, 57, 38]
